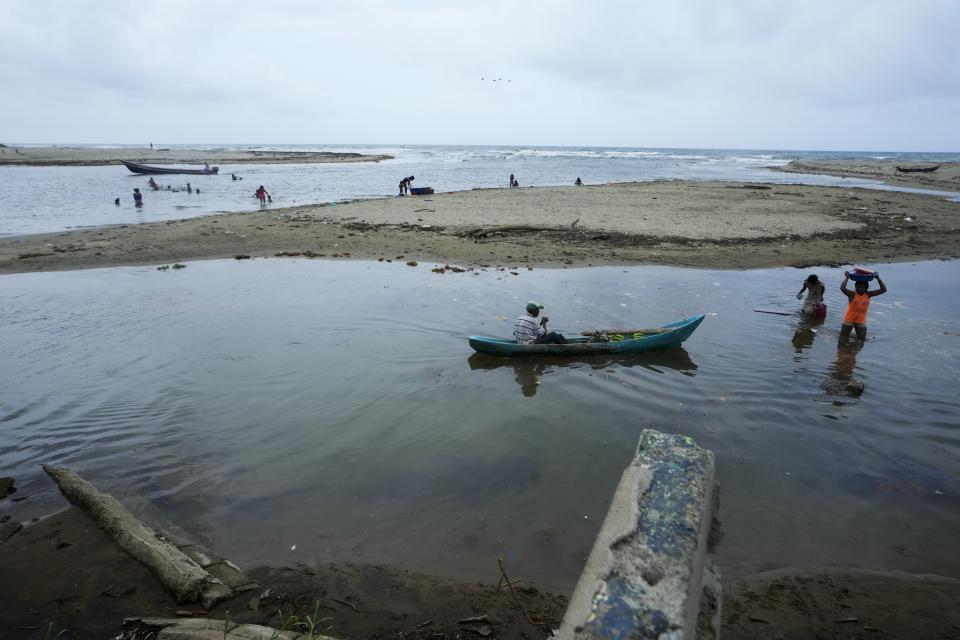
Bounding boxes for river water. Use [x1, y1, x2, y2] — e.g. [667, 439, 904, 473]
[1, 258, 958, 590]
[3, 144, 960, 236]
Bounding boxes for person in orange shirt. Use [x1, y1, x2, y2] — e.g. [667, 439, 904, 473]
[839, 271, 887, 341]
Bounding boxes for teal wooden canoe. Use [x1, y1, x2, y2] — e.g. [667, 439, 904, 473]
[468, 314, 705, 357]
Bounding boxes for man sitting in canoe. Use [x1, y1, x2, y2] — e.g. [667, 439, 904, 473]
[514, 302, 567, 345]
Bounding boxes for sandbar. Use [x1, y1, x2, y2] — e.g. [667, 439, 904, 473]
[774, 159, 960, 192]
[0, 145, 391, 166]
[2, 180, 959, 274]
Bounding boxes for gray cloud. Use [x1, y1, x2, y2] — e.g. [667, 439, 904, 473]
[1, 0, 957, 150]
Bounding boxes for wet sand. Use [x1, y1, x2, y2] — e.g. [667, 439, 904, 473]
[0, 145, 391, 166]
[2, 508, 958, 639]
[775, 159, 960, 192]
[0, 507, 568, 640]
[2, 180, 959, 274]
[723, 567, 960, 639]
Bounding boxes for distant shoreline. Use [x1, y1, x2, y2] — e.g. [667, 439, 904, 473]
[2, 180, 958, 274]
[0, 145, 392, 166]
[773, 159, 960, 193]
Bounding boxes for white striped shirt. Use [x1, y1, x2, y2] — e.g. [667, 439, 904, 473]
[513, 314, 544, 344]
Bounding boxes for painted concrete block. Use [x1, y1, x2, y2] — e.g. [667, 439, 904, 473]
[556, 429, 720, 639]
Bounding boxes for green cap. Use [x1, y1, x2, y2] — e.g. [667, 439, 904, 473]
[525, 302, 544, 312]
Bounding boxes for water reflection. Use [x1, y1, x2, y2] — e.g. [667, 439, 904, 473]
[467, 348, 698, 397]
[825, 341, 865, 397]
[791, 314, 825, 353]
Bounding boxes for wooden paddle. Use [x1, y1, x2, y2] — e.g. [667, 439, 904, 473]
[753, 309, 794, 316]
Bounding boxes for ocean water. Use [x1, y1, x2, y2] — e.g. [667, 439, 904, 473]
[2, 144, 959, 236]
[1, 258, 958, 590]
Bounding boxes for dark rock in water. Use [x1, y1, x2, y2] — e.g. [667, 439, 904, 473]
[0, 520, 22, 544]
[846, 379, 865, 396]
[0, 477, 15, 499]
[824, 377, 865, 398]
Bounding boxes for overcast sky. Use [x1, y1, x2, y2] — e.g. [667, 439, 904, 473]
[2, 0, 958, 151]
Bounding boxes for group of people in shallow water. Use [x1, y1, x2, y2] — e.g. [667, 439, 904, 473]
[126, 181, 202, 206]
[144, 177, 200, 194]
[512, 269, 889, 348]
[121, 176, 272, 207]
[130, 168, 587, 210]
[797, 270, 887, 341]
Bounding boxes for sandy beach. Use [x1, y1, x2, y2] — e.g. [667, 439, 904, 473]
[0, 145, 391, 166]
[2, 180, 958, 274]
[775, 158, 960, 192]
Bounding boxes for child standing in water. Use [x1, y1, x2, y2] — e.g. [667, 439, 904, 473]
[840, 271, 887, 341]
[797, 274, 826, 316]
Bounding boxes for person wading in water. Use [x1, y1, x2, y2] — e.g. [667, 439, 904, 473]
[839, 271, 887, 341]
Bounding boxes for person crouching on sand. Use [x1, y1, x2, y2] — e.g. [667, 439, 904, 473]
[514, 302, 567, 345]
[839, 271, 887, 341]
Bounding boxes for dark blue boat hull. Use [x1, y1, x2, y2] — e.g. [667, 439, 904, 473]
[122, 160, 219, 175]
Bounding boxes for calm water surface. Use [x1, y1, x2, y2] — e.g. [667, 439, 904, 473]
[1, 259, 958, 590]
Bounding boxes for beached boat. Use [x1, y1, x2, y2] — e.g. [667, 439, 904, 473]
[121, 160, 219, 175]
[468, 314, 705, 357]
[410, 186, 435, 195]
[895, 164, 940, 173]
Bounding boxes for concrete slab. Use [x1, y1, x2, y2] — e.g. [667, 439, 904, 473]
[555, 429, 720, 640]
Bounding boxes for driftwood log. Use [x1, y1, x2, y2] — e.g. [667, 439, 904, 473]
[121, 617, 329, 640]
[42, 465, 233, 608]
[461, 224, 561, 239]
